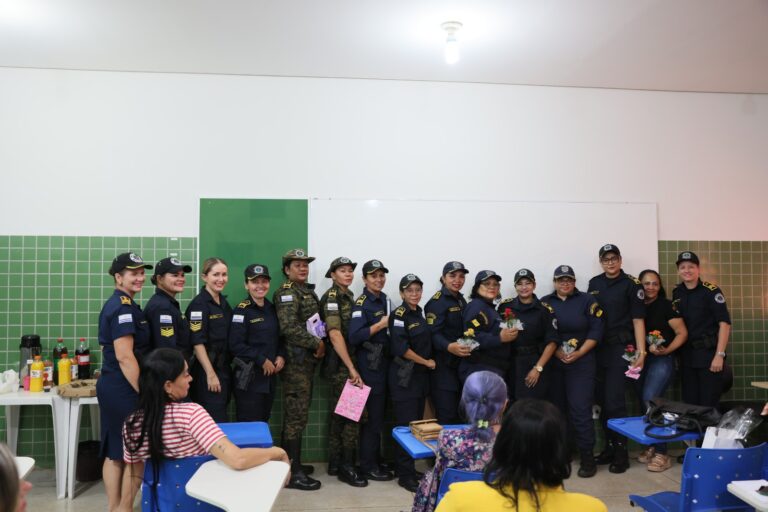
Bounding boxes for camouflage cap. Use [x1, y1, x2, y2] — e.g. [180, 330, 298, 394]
[281, 248, 316, 266]
[325, 256, 357, 278]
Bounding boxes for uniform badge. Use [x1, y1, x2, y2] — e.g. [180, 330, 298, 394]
[120, 296, 131, 305]
[281, 295, 294, 302]
[129, 253, 142, 263]
[170, 257, 181, 266]
[560, 265, 570, 273]
[326, 303, 339, 311]
[637, 289, 645, 300]
[372, 260, 381, 268]
[408, 322, 420, 330]
[250, 317, 264, 324]
[406, 273, 416, 280]
[295, 249, 305, 257]
[190, 321, 202, 332]
[254, 265, 263, 273]
[682, 252, 691, 259]
[452, 261, 462, 270]
[232, 314, 245, 323]
[715, 293, 725, 304]
[603, 244, 612, 252]
[160, 314, 172, 324]
[426, 312, 436, 325]
[352, 311, 362, 318]
[519, 269, 527, 276]
[118, 313, 133, 324]
[393, 319, 405, 328]
[339, 257, 350, 263]
[160, 327, 174, 338]
[552, 318, 558, 329]
[190, 311, 203, 320]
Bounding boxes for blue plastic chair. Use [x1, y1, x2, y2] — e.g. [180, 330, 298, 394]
[141, 455, 223, 511]
[629, 443, 768, 511]
[436, 468, 485, 506]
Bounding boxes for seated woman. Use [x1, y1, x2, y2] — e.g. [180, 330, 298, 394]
[436, 398, 606, 512]
[122, 348, 289, 510]
[412, 371, 507, 512]
[0, 442, 33, 512]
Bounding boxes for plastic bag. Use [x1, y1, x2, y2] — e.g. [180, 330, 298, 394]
[0, 370, 19, 394]
[702, 407, 763, 449]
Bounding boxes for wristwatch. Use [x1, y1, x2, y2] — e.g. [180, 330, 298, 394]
[716, 351, 727, 357]
[533, 365, 544, 373]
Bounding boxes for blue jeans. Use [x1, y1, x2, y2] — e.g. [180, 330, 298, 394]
[639, 355, 675, 454]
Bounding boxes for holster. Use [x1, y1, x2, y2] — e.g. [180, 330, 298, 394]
[393, 356, 415, 388]
[232, 357, 256, 391]
[362, 341, 383, 371]
[690, 334, 716, 350]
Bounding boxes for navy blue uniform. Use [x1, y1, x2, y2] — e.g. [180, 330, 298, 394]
[542, 289, 604, 454]
[497, 295, 558, 401]
[96, 290, 151, 460]
[389, 303, 432, 481]
[349, 288, 390, 473]
[459, 298, 508, 382]
[673, 280, 731, 407]
[144, 288, 191, 359]
[424, 286, 466, 424]
[588, 271, 645, 445]
[228, 297, 284, 422]
[186, 287, 233, 423]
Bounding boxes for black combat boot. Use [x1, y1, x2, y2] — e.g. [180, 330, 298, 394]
[338, 448, 368, 487]
[327, 456, 340, 476]
[594, 440, 614, 465]
[297, 434, 315, 475]
[578, 450, 597, 478]
[285, 439, 321, 491]
[609, 441, 629, 474]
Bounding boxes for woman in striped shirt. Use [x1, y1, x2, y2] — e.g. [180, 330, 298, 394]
[122, 348, 288, 511]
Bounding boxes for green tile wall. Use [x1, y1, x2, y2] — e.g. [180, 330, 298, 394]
[0, 235, 197, 467]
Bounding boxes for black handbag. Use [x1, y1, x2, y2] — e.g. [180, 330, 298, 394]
[644, 397, 722, 440]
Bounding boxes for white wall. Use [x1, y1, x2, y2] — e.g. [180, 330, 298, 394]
[1, 67, 766, 240]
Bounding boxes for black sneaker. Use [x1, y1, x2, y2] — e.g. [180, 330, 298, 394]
[609, 446, 629, 474]
[578, 452, 597, 478]
[287, 471, 322, 491]
[363, 468, 394, 482]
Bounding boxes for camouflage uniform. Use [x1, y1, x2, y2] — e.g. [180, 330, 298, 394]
[320, 282, 358, 461]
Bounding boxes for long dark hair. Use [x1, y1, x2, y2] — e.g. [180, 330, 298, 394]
[124, 348, 186, 509]
[484, 398, 571, 511]
[639, 269, 667, 299]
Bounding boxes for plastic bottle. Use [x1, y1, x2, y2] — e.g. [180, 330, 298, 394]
[52, 337, 68, 384]
[76, 337, 91, 379]
[58, 353, 72, 386]
[43, 358, 53, 392]
[30, 355, 44, 392]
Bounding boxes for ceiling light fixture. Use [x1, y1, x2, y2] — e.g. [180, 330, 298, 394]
[441, 21, 463, 65]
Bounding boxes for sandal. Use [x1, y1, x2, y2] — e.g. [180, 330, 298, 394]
[638, 447, 655, 464]
[647, 453, 672, 472]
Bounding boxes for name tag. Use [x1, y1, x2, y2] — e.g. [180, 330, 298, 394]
[250, 317, 264, 324]
[190, 311, 203, 320]
[352, 311, 362, 318]
[232, 314, 245, 324]
[159, 314, 172, 324]
[118, 314, 133, 324]
[393, 319, 404, 327]
[281, 295, 293, 303]
[327, 303, 339, 311]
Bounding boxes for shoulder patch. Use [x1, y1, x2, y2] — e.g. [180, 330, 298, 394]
[328, 288, 337, 298]
[120, 296, 131, 305]
[280, 295, 294, 303]
[281, 282, 293, 289]
[541, 302, 554, 314]
[160, 327, 174, 338]
[627, 274, 641, 285]
[395, 306, 406, 317]
[589, 302, 604, 318]
[355, 295, 367, 306]
[237, 299, 251, 309]
[714, 293, 726, 304]
[426, 312, 437, 325]
[431, 291, 442, 300]
[190, 321, 202, 332]
[590, 290, 599, 295]
[702, 281, 718, 291]
[499, 298, 514, 305]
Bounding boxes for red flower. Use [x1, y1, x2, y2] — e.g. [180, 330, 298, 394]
[504, 308, 514, 321]
[625, 345, 635, 353]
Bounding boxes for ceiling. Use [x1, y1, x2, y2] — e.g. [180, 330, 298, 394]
[1, 0, 767, 93]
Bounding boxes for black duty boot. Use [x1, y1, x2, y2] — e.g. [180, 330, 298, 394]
[594, 440, 614, 465]
[338, 448, 367, 487]
[609, 442, 629, 474]
[285, 439, 321, 491]
[578, 450, 597, 478]
[327, 456, 340, 476]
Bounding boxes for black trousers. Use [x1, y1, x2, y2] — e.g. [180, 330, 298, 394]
[359, 392, 387, 473]
[681, 365, 723, 407]
[233, 386, 275, 422]
[190, 361, 231, 423]
[393, 396, 426, 480]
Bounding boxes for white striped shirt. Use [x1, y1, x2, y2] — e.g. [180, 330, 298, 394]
[122, 402, 226, 463]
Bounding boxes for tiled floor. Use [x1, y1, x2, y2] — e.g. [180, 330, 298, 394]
[25, 454, 684, 511]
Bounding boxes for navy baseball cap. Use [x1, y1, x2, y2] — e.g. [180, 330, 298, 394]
[442, 261, 469, 275]
[513, 268, 535, 284]
[399, 273, 424, 290]
[245, 263, 270, 280]
[325, 256, 357, 278]
[599, 244, 621, 259]
[154, 257, 192, 276]
[362, 259, 389, 275]
[474, 270, 501, 285]
[553, 265, 576, 279]
[676, 251, 700, 266]
[108, 252, 152, 276]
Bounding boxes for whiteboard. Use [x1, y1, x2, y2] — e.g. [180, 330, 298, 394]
[308, 199, 657, 303]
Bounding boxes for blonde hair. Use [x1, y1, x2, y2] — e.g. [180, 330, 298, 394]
[201, 257, 227, 276]
[0, 443, 19, 512]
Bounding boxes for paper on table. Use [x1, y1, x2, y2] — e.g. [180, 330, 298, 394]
[334, 381, 371, 422]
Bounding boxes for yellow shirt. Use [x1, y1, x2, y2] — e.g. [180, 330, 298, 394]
[435, 481, 607, 512]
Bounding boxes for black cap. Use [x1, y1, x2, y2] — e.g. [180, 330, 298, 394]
[513, 268, 535, 284]
[442, 261, 469, 276]
[474, 270, 501, 285]
[245, 263, 270, 280]
[399, 273, 423, 290]
[154, 257, 192, 276]
[108, 252, 152, 276]
[599, 243, 621, 259]
[325, 256, 357, 278]
[362, 259, 389, 275]
[676, 251, 700, 266]
[553, 265, 575, 279]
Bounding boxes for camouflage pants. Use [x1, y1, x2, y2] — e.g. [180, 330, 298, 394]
[281, 355, 318, 440]
[328, 367, 360, 461]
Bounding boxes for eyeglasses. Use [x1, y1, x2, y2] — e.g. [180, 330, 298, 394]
[601, 256, 620, 264]
[480, 281, 500, 288]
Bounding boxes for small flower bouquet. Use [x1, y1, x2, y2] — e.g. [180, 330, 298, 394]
[622, 344, 637, 363]
[646, 330, 666, 349]
[561, 338, 579, 355]
[503, 308, 524, 330]
[457, 328, 480, 352]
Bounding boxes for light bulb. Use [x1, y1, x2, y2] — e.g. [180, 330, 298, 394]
[444, 35, 460, 65]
